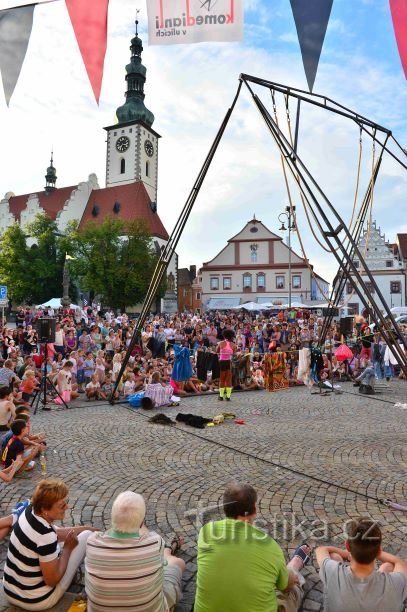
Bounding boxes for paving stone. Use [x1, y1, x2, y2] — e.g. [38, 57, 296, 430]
[0, 381, 406, 612]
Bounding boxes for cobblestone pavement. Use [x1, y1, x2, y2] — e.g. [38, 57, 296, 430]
[0, 380, 406, 611]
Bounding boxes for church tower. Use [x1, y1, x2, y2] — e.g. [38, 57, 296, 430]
[44, 152, 57, 193]
[104, 20, 160, 205]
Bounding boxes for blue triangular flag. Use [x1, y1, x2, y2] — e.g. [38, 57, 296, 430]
[0, 5, 35, 105]
[290, 0, 334, 92]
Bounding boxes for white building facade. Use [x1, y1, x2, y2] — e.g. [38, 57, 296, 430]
[201, 217, 329, 310]
[342, 223, 406, 314]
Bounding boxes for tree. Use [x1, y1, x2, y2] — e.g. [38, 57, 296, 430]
[63, 217, 162, 311]
[0, 224, 32, 305]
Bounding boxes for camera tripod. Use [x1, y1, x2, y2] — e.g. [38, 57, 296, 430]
[31, 343, 69, 414]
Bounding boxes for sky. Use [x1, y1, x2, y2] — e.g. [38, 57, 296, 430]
[0, 0, 406, 286]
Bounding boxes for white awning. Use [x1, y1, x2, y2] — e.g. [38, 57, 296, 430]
[205, 298, 241, 310]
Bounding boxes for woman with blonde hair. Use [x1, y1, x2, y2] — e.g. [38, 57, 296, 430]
[3, 479, 95, 610]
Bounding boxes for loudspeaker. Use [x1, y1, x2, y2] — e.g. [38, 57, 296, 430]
[36, 318, 56, 343]
[340, 316, 354, 336]
[322, 307, 339, 317]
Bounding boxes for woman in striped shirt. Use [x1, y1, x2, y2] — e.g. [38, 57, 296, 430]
[3, 479, 94, 610]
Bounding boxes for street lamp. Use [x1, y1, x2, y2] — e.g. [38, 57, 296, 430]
[278, 205, 296, 309]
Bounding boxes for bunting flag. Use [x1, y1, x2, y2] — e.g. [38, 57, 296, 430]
[290, 0, 334, 92]
[389, 0, 407, 78]
[147, 0, 243, 45]
[1, 0, 55, 7]
[0, 5, 35, 105]
[65, 0, 109, 103]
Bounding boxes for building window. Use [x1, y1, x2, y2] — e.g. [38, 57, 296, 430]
[292, 275, 301, 289]
[210, 277, 219, 290]
[348, 303, 359, 315]
[120, 158, 125, 174]
[243, 273, 252, 288]
[146, 161, 149, 177]
[250, 244, 258, 263]
[196, 292, 201, 300]
[347, 283, 353, 294]
[223, 277, 232, 290]
[257, 273, 265, 288]
[353, 260, 359, 268]
[386, 260, 393, 268]
[365, 282, 375, 293]
[276, 275, 285, 289]
[390, 281, 401, 293]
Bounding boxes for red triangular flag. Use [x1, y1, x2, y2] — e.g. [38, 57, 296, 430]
[390, 0, 407, 78]
[65, 0, 109, 104]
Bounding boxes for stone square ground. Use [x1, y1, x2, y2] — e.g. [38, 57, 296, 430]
[0, 381, 406, 611]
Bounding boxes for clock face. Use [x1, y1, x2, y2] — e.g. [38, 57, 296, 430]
[116, 136, 130, 152]
[144, 139, 154, 157]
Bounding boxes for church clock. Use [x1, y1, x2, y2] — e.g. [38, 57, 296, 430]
[144, 139, 154, 157]
[116, 136, 130, 152]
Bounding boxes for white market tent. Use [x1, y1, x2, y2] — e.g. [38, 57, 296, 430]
[36, 298, 81, 310]
[231, 302, 263, 312]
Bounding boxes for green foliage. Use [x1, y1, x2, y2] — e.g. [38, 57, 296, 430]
[0, 213, 161, 310]
[63, 217, 161, 311]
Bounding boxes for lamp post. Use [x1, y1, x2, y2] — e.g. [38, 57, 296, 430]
[278, 205, 296, 308]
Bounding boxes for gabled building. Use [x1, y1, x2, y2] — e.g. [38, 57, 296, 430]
[0, 21, 177, 308]
[343, 222, 406, 313]
[201, 216, 329, 310]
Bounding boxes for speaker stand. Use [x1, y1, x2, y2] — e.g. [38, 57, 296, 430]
[31, 343, 69, 414]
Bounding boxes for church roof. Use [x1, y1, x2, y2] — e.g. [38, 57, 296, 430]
[79, 182, 169, 240]
[8, 186, 77, 222]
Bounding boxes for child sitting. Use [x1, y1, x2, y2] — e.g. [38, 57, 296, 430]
[123, 373, 136, 397]
[85, 374, 101, 401]
[99, 373, 118, 400]
[20, 369, 39, 403]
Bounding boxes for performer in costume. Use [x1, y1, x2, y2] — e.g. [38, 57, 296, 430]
[216, 329, 236, 401]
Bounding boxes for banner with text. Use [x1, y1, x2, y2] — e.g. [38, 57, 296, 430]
[147, 0, 243, 45]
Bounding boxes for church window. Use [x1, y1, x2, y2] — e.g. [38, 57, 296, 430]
[347, 283, 353, 294]
[113, 131, 117, 136]
[120, 158, 125, 174]
[386, 260, 393, 268]
[121, 129, 125, 134]
[390, 281, 401, 293]
[146, 161, 149, 177]
[129, 128, 132, 133]
[353, 260, 359, 268]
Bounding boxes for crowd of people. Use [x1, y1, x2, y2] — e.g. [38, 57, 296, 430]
[0, 305, 406, 610]
[0, 305, 404, 415]
[0, 480, 405, 611]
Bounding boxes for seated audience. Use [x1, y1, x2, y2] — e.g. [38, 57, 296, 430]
[85, 490, 185, 611]
[3, 479, 95, 610]
[194, 483, 310, 612]
[316, 517, 407, 612]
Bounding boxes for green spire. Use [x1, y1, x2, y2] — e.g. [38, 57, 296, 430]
[45, 151, 57, 193]
[116, 19, 154, 127]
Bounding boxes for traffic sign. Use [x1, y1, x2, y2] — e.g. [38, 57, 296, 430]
[0, 299, 7, 307]
[0, 286, 7, 300]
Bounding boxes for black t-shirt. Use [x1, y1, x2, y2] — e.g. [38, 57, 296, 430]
[3, 435, 24, 468]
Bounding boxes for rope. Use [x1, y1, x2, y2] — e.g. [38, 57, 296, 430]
[271, 91, 332, 302]
[124, 403, 398, 507]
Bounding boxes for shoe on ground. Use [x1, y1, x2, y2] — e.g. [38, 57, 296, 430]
[225, 397, 231, 401]
[218, 396, 224, 401]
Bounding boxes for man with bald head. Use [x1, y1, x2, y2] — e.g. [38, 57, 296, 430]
[85, 491, 185, 611]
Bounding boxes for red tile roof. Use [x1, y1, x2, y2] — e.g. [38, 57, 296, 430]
[8, 186, 77, 222]
[79, 182, 169, 240]
[397, 233, 407, 259]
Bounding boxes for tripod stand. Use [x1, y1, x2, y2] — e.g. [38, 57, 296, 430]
[32, 343, 69, 414]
